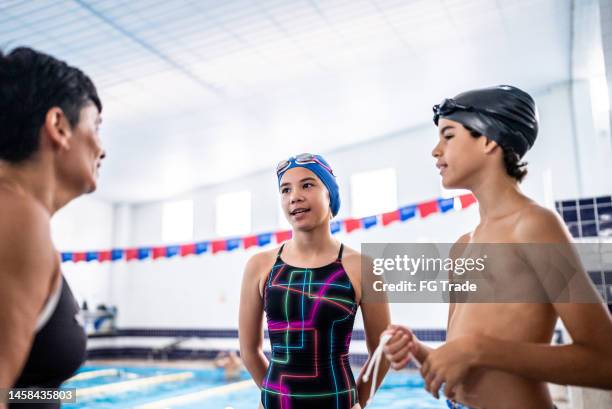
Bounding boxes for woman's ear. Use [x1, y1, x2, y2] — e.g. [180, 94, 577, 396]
[43, 107, 72, 150]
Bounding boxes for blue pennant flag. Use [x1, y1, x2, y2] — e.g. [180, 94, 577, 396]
[330, 221, 341, 234]
[86, 251, 99, 262]
[362, 216, 378, 229]
[257, 233, 272, 247]
[227, 238, 241, 251]
[167, 245, 180, 257]
[195, 242, 208, 255]
[61, 252, 73, 262]
[399, 205, 417, 221]
[111, 249, 124, 261]
[437, 197, 455, 213]
[138, 248, 151, 260]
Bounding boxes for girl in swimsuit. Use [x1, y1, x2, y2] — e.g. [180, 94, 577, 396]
[239, 153, 391, 408]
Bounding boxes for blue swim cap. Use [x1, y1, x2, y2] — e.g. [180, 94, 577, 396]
[276, 153, 340, 217]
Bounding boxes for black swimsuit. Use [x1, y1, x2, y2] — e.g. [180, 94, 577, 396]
[261, 244, 358, 409]
[11, 275, 86, 408]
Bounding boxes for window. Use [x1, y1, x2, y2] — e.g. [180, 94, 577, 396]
[590, 75, 610, 136]
[162, 200, 193, 243]
[216, 190, 251, 237]
[350, 168, 398, 218]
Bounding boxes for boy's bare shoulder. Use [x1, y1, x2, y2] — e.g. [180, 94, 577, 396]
[514, 203, 570, 242]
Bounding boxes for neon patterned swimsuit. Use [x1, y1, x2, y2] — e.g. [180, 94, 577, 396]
[262, 243, 358, 409]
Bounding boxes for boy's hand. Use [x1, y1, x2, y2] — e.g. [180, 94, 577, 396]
[382, 324, 420, 369]
[421, 335, 479, 399]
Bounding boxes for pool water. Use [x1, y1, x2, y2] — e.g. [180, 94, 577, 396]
[63, 365, 446, 408]
[184, 372, 446, 409]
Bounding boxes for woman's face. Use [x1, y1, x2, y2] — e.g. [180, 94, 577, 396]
[279, 166, 331, 231]
[57, 102, 106, 194]
[431, 118, 488, 189]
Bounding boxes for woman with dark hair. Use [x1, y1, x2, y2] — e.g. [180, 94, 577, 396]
[0, 47, 106, 408]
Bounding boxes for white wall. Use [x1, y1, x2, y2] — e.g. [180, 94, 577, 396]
[51, 195, 114, 307]
[50, 80, 607, 331]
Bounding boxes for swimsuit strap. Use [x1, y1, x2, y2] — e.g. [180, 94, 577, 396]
[276, 243, 286, 260]
[337, 243, 344, 261]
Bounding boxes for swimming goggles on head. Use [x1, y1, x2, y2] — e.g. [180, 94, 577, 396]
[433, 98, 505, 126]
[432, 98, 475, 125]
[276, 153, 334, 176]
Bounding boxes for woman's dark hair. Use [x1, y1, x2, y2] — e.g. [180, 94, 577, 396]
[464, 125, 528, 182]
[0, 47, 101, 163]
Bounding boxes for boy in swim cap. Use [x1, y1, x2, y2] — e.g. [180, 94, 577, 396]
[383, 86, 612, 408]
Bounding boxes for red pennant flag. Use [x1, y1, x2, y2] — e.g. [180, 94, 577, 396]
[243, 235, 258, 249]
[212, 240, 227, 254]
[382, 210, 401, 226]
[344, 218, 361, 233]
[275, 230, 292, 243]
[72, 252, 86, 263]
[459, 194, 477, 209]
[98, 251, 112, 262]
[125, 248, 139, 261]
[180, 244, 196, 256]
[418, 200, 439, 218]
[152, 247, 166, 259]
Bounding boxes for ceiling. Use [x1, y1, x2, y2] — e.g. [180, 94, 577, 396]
[0, 0, 572, 203]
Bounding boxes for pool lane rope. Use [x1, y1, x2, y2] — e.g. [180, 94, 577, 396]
[68, 368, 120, 382]
[77, 371, 194, 397]
[135, 379, 255, 409]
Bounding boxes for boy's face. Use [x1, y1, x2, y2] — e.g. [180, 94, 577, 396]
[431, 118, 490, 189]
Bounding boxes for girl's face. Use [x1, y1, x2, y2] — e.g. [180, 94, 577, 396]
[431, 118, 490, 189]
[279, 166, 331, 231]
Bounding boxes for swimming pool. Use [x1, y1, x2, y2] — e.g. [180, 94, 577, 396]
[63, 365, 445, 408]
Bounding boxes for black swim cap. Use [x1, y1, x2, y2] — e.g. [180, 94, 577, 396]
[432, 85, 538, 158]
